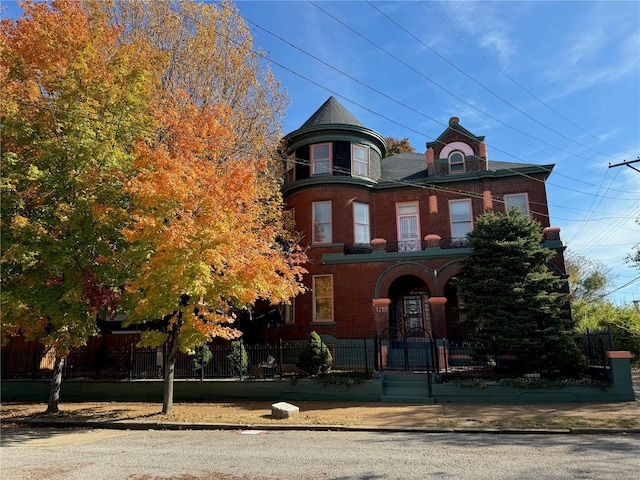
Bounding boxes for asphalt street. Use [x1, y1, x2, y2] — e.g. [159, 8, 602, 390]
[2, 428, 639, 480]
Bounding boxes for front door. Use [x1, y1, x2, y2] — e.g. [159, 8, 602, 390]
[393, 291, 431, 337]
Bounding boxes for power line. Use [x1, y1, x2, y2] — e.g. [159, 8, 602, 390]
[233, 5, 638, 196]
[418, 1, 629, 159]
[365, 0, 623, 162]
[286, 155, 639, 230]
[7, 1, 637, 250]
[306, 1, 593, 166]
[590, 275, 640, 304]
[566, 162, 620, 246]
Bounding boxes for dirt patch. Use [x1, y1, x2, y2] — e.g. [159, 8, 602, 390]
[2, 399, 638, 430]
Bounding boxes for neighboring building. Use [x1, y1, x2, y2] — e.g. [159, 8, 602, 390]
[263, 96, 567, 343]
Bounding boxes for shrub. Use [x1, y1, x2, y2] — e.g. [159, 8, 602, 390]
[192, 345, 213, 373]
[296, 331, 332, 376]
[227, 341, 248, 376]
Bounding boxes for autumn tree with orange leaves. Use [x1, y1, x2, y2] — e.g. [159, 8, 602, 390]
[2, 0, 306, 415]
[87, 0, 287, 164]
[0, 0, 155, 413]
[87, 0, 306, 413]
[124, 96, 306, 413]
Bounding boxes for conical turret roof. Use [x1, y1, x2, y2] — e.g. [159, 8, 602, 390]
[300, 96, 363, 128]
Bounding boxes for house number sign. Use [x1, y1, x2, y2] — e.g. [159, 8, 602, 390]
[375, 306, 388, 313]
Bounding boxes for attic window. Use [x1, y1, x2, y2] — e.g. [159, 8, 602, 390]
[449, 151, 465, 173]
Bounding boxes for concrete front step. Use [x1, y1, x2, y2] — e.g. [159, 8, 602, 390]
[381, 372, 434, 404]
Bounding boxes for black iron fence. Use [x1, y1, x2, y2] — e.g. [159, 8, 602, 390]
[2, 330, 615, 383]
[1, 339, 373, 381]
[437, 329, 614, 383]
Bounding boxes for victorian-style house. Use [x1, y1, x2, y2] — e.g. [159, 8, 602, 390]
[266, 96, 566, 344]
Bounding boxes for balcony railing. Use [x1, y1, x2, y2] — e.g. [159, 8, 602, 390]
[343, 237, 470, 254]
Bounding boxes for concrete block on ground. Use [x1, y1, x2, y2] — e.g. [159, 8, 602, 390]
[271, 401, 299, 419]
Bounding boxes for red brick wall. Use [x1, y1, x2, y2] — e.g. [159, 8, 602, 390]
[280, 170, 562, 341]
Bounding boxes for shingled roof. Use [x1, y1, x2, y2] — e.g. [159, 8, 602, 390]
[300, 96, 364, 128]
[379, 153, 544, 184]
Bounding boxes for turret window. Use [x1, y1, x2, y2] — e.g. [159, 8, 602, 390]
[352, 144, 370, 178]
[311, 143, 332, 175]
[313, 275, 334, 322]
[312, 201, 332, 243]
[353, 202, 370, 244]
[448, 151, 465, 173]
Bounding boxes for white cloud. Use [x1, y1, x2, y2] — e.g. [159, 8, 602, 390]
[539, 6, 640, 97]
[442, 1, 520, 68]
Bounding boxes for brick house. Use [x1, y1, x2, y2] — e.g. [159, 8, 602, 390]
[261, 96, 567, 344]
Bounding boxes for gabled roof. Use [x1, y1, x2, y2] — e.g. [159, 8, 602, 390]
[426, 117, 484, 148]
[300, 96, 364, 128]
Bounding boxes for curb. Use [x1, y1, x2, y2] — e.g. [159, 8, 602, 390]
[14, 418, 640, 435]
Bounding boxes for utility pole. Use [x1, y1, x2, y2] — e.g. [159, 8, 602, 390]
[608, 156, 640, 173]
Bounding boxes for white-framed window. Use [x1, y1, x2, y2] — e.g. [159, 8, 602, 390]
[352, 144, 370, 178]
[284, 152, 295, 184]
[311, 143, 332, 175]
[396, 202, 421, 251]
[282, 299, 295, 325]
[448, 151, 465, 173]
[353, 202, 370, 244]
[505, 193, 529, 216]
[312, 275, 333, 322]
[449, 199, 472, 239]
[312, 201, 331, 244]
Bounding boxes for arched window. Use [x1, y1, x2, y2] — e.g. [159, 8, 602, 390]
[448, 151, 465, 173]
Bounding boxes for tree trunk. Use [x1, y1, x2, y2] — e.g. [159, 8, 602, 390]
[46, 356, 65, 414]
[162, 329, 181, 414]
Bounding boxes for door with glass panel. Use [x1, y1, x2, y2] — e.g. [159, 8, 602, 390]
[394, 292, 432, 336]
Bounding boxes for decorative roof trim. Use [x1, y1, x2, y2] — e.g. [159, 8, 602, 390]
[427, 122, 485, 148]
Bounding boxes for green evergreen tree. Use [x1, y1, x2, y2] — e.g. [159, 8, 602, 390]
[457, 209, 585, 374]
[296, 331, 333, 376]
[227, 341, 248, 376]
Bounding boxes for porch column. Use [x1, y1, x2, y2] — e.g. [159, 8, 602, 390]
[372, 298, 391, 334]
[428, 296, 447, 339]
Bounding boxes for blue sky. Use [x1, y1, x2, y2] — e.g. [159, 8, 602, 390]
[4, 1, 639, 305]
[239, 0, 640, 305]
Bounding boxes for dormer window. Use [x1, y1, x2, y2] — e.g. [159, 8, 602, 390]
[311, 143, 332, 175]
[448, 151, 465, 173]
[352, 144, 370, 178]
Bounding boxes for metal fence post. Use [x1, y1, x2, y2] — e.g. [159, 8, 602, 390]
[31, 346, 39, 380]
[363, 338, 369, 375]
[607, 326, 614, 351]
[240, 339, 244, 381]
[374, 332, 379, 372]
[128, 343, 134, 382]
[201, 345, 205, 381]
[2, 344, 9, 379]
[279, 339, 284, 377]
